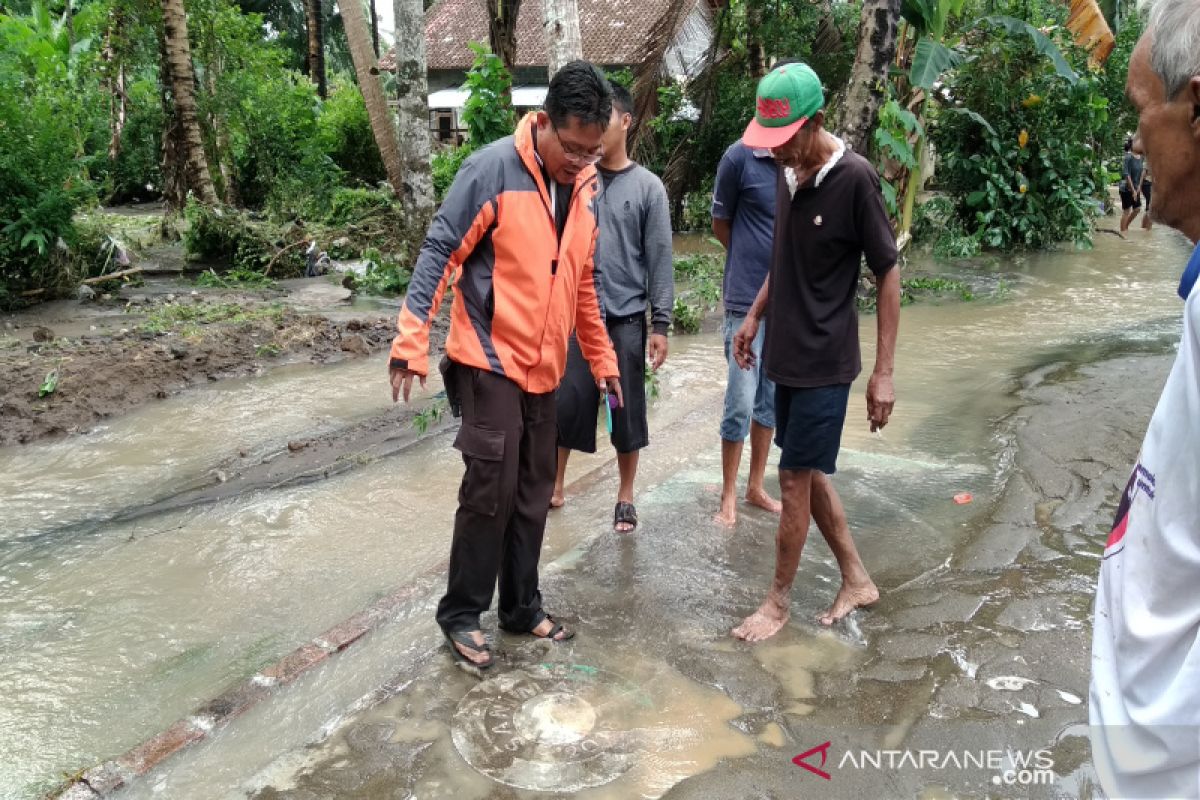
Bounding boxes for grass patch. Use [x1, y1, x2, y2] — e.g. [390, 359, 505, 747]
[139, 301, 284, 336]
[195, 266, 277, 290]
[857, 276, 976, 313]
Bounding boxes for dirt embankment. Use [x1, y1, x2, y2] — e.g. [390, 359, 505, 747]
[0, 284, 446, 447]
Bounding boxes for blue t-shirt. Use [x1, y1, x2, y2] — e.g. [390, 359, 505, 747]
[711, 143, 779, 314]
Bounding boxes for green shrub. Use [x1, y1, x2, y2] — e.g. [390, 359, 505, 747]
[930, 30, 1108, 250]
[432, 146, 471, 202]
[673, 252, 722, 281]
[317, 79, 387, 187]
[672, 299, 702, 334]
[913, 195, 982, 258]
[680, 179, 715, 232]
[182, 201, 273, 270]
[356, 246, 412, 296]
[0, 5, 106, 302]
[324, 187, 396, 225]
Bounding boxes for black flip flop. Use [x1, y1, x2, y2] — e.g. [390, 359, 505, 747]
[613, 501, 638, 533]
[444, 629, 494, 674]
[502, 612, 575, 642]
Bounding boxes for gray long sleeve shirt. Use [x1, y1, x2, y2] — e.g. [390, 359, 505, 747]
[594, 163, 674, 335]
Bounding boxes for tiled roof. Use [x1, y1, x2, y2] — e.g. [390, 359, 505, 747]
[378, 0, 703, 72]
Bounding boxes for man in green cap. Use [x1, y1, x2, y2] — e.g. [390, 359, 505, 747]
[730, 62, 900, 642]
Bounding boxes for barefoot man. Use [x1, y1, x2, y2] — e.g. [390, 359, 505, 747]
[730, 63, 899, 641]
[711, 134, 783, 526]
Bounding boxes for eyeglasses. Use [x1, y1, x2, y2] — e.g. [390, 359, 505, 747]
[550, 123, 603, 165]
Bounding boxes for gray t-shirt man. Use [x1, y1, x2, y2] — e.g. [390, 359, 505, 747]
[594, 163, 674, 333]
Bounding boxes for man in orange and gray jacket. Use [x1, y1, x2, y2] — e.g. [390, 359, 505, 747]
[389, 61, 622, 672]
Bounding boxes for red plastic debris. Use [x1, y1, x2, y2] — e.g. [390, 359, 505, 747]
[953, 492, 973, 505]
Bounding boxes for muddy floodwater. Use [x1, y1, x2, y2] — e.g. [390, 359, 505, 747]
[1, 227, 1193, 799]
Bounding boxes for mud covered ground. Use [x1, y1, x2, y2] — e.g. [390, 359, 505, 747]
[0, 279, 447, 447]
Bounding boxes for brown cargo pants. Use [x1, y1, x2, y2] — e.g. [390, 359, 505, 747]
[435, 364, 558, 634]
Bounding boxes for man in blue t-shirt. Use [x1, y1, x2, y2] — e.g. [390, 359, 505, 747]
[711, 142, 783, 526]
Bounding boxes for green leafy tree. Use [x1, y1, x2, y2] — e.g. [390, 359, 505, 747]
[0, 1, 109, 301]
[461, 41, 516, 147]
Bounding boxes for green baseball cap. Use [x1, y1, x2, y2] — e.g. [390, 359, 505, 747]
[742, 62, 824, 149]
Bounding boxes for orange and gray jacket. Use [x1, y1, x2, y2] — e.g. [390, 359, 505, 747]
[389, 113, 618, 394]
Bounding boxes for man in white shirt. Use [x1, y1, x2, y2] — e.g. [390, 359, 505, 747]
[1090, 1, 1200, 796]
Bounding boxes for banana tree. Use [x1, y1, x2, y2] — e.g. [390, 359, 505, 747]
[885, 0, 968, 242]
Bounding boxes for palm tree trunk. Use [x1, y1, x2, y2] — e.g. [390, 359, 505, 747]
[838, 0, 901, 156]
[746, 0, 766, 78]
[393, 0, 434, 215]
[627, 0, 691, 157]
[160, 0, 217, 206]
[305, 0, 327, 98]
[370, 0, 380, 56]
[543, 0, 582, 79]
[486, 0, 522, 72]
[104, 4, 129, 161]
[339, 0, 407, 194]
[65, 0, 75, 53]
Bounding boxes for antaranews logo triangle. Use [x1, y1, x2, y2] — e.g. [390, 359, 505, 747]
[793, 741, 833, 780]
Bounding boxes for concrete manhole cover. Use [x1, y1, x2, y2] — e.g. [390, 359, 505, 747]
[451, 663, 653, 792]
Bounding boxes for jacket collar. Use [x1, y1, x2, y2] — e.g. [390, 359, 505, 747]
[514, 111, 597, 213]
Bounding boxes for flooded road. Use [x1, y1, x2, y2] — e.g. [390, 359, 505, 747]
[1, 226, 1194, 798]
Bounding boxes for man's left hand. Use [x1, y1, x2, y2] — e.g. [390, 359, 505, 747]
[648, 333, 669, 371]
[599, 375, 624, 408]
[866, 371, 895, 432]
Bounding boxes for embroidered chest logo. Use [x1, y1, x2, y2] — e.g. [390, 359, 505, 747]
[814, 215, 823, 226]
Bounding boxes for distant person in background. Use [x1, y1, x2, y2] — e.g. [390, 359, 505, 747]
[1090, 0, 1200, 796]
[711, 133, 783, 527]
[1119, 137, 1145, 234]
[551, 82, 674, 533]
[1133, 137, 1153, 231]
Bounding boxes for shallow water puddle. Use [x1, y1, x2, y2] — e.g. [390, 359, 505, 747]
[451, 659, 754, 797]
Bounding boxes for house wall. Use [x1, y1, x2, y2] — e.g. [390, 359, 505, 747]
[430, 64, 627, 93]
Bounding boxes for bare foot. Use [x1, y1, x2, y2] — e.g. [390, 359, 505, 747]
[732, 599, 790, 642]
[450, 630, 492, 665]
[746, 487, 782, 514]
[817, 580, 880, 626]
[714, 493, 737, 527]
[549, 492, 565, 509]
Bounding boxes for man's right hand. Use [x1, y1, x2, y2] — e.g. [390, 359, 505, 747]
[733, 316, 760, 370]
[390, 367, 426, 403]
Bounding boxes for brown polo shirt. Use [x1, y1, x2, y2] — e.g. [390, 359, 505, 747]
[764, 148, 897, 388]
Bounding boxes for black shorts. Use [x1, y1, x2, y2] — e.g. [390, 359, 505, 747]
[1119, 186, 1142, 210]
[556, 313, 649, 454]
[774, 383, 851, 474]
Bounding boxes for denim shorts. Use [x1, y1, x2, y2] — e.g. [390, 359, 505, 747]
[720, 310, 776, 441]
[774, 383, 851, 474]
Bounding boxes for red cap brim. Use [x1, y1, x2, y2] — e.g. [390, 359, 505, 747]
[741, 117, 806, 149]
